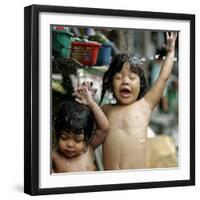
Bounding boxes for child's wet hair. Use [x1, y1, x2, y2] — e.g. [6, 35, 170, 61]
[54, 101, 94, 144]
[99, 53, 147, 104]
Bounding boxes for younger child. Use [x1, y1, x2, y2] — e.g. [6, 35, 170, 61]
[52, 100, 109, 173]
[97, 32, 177, 170]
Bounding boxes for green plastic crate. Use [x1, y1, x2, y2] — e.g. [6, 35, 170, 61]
[52, 30, 73, 58]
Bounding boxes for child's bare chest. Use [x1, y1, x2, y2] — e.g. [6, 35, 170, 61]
[54, 151, 95, 173]
[107, 104, 149, 130]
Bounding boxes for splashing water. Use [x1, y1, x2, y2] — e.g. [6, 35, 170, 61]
[128, 55, 144, 65]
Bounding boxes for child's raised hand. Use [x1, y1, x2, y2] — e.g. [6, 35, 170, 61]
[163, 32, 177, 53]
[73, 84, 94, 105]
[82, 81, 97, 97]
[73, 81, 97, 105]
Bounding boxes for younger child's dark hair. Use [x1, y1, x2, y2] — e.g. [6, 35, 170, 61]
[99, 53, 147, 104]
[53, 101, 94, 144]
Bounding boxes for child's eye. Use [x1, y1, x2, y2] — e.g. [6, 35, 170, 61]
[114, 74, 122, 80]
[60, 135, 67, 140]
[75, 138, 84, 143]
[130, 76, 136, 80]
[74, 134, 84, 143]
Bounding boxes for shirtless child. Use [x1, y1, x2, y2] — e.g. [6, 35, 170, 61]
[98, 32, 177, 170]
[52, 100, 109, 173]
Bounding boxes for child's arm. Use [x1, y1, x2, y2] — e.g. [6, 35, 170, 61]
[73, 84, 109, 133]
[144, 32, 177, 110]
[51, 150, 56, 173]
[89, 104, 111, 150]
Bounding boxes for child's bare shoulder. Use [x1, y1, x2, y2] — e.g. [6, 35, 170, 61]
[138, 97, 152, 113]
[52, 147, 59, 160]
[101, 104, 112, 114]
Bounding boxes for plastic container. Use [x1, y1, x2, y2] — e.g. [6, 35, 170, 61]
[71, 41, 101, 66]
[52, 30, 73, 58]
[96, 43, 112, 66]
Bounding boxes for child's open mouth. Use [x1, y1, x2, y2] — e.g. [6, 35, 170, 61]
[120, 88, 132, 98]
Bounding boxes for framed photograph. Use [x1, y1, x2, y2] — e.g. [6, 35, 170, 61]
[24, 4, 195, 195]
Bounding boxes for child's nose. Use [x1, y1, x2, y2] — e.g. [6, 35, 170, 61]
[122, 77, 130, 85]
[66, 139, 75, 148]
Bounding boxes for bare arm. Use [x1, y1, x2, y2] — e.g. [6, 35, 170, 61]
[87, 101, 109, 132]
[144, 32, 177, 110]
[73, 84, 109, 132]
[51, 149, 56, 173]
[89, 104, 111, 150]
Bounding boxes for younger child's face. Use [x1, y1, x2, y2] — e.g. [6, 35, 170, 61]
[57, 131, 85, 158]
[112, 63, 140, 105]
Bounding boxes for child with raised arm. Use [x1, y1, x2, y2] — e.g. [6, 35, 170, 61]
[73, 82, 109, 149]
[97, 32, 177, 170]
[52, 100, 109, 173]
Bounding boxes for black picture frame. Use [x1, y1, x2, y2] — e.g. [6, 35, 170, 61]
[24, 4, 195, 196]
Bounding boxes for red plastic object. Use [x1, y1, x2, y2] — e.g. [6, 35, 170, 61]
[71, 42, 101, 66]
[56, 26, 64, 30]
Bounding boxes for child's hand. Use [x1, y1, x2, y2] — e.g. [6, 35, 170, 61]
[73, 85, 93, 105]
[163, 32, 177, 53]
[82, 81, 97, 97]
